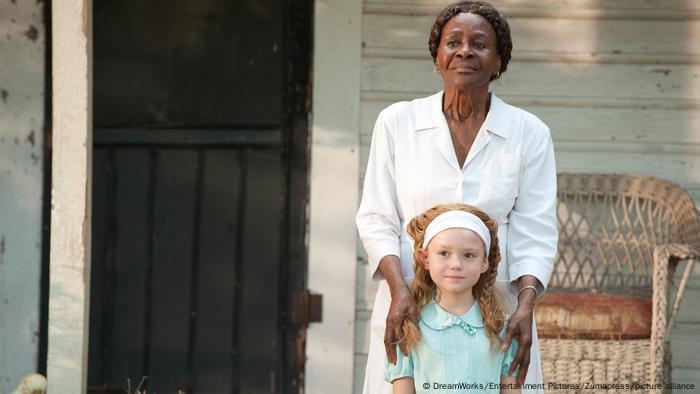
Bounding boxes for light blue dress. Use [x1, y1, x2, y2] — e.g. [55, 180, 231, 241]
[385, 299, 519, 393]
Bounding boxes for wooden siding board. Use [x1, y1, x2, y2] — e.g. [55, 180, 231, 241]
[88, 149, 110, 383]
[365, 0, 700, 9]
[353, 353, 369, 394]
[0, 0, 45, 390]
[670, 282, 700, 380]
[354, 308, 372, 354]
[238, 150, 282, 393]
[672, 336, 700, 369]
[309, 0, 363, 391]
[111, 150, 151, 384]
[361, 101, 700, 146]
[363, 59, 700, 101]
[673, 367, 700, 384]
[148, 150, 199, 391]
[364, 14, 700, 56]
[360, 144, 700, 202]
[362, 92, 700, 110]
[191, 150, 240, 393]
[493, 62, 700, 100]
[524, 106, 700, 145]
[555, 150, 700, 186]
[365, 0, 700, 17]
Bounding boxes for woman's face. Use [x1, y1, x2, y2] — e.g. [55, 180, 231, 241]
[435, 12, 501, 91]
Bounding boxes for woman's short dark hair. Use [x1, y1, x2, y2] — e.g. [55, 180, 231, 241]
[428, 1, 512, 80]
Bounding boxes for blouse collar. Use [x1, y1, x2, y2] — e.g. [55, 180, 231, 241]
[421, 298, 485, 333]
[414, 91, 512, 140]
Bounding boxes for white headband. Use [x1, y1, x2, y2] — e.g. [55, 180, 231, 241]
[422, 210, 491, 256]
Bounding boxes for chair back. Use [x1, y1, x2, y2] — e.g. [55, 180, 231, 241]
[553, 173, 700, 297]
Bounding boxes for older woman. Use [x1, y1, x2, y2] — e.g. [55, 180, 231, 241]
[356, 1, 557, 393]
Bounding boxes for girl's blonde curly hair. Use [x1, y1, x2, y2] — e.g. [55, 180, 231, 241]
[401, 203, 506, 350]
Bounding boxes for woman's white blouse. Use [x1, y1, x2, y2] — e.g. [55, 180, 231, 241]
[356, 91, 558, 297]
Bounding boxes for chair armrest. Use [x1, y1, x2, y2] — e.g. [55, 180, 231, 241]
[654, 243, 697, 264]
[653, 243, 697, 323]
[651, 243, 697, 385]
[653, 243, 696, 295]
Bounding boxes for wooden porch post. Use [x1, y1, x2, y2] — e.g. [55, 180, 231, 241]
[47, 0, 93, 392]
[306, 0, 361, 391]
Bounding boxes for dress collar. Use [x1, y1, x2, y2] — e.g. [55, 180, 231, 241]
[414, 91, 512, 139]
[421, 298, 485, 332]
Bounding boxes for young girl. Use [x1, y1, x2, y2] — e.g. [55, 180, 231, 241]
[385, 203, 520, 394]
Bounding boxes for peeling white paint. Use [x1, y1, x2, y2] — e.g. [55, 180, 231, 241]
[306, 0, 361, 392]
[46, 0, 92, 392]
[0, 0, 45, 391]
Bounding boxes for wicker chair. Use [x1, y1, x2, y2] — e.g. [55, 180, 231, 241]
[537, 173, 700, 393]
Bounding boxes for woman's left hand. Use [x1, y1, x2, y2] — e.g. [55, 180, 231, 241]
[501, 278, 538, 385]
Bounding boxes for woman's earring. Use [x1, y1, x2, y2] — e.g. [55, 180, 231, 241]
[492, 71, 500, 79]
[433, 65, 440, 74]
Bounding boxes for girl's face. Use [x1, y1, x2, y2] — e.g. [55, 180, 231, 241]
[419, 227, 488, 297]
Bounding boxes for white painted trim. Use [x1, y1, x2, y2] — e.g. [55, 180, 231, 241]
[47, 0, 92, 392]
[306, 0, 362, 391]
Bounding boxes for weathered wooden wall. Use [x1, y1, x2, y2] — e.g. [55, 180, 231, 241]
[0, 1, 45, 391]
[308, 0, 361, 392]
[354, 0, 700, 391]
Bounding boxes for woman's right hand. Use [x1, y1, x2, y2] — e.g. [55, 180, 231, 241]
[385, 285, 419, 364]
[378, 255, 419, 365]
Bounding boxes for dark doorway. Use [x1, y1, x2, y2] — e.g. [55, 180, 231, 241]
[87, 1, 312, 393]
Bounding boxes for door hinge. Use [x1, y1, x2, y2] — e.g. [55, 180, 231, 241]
[292, 290, 322, 325]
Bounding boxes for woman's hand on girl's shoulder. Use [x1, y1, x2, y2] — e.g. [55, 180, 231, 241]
[385, 285, 419, 364]
[380, 254, 420, 364]
[501, 302, 533, 384]
[501, 277, 537, 384]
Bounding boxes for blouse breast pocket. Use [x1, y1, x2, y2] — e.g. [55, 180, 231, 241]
[484, 152, 522, 218]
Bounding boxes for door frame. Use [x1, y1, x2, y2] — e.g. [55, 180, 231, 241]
[281, 0, 314, 391]
[46, 0, 93, 391]
[306, 0, 362, 392]
[44, 0, 321, 391]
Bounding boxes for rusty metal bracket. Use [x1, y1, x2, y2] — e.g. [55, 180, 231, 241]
[292, 290, 322, 325]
